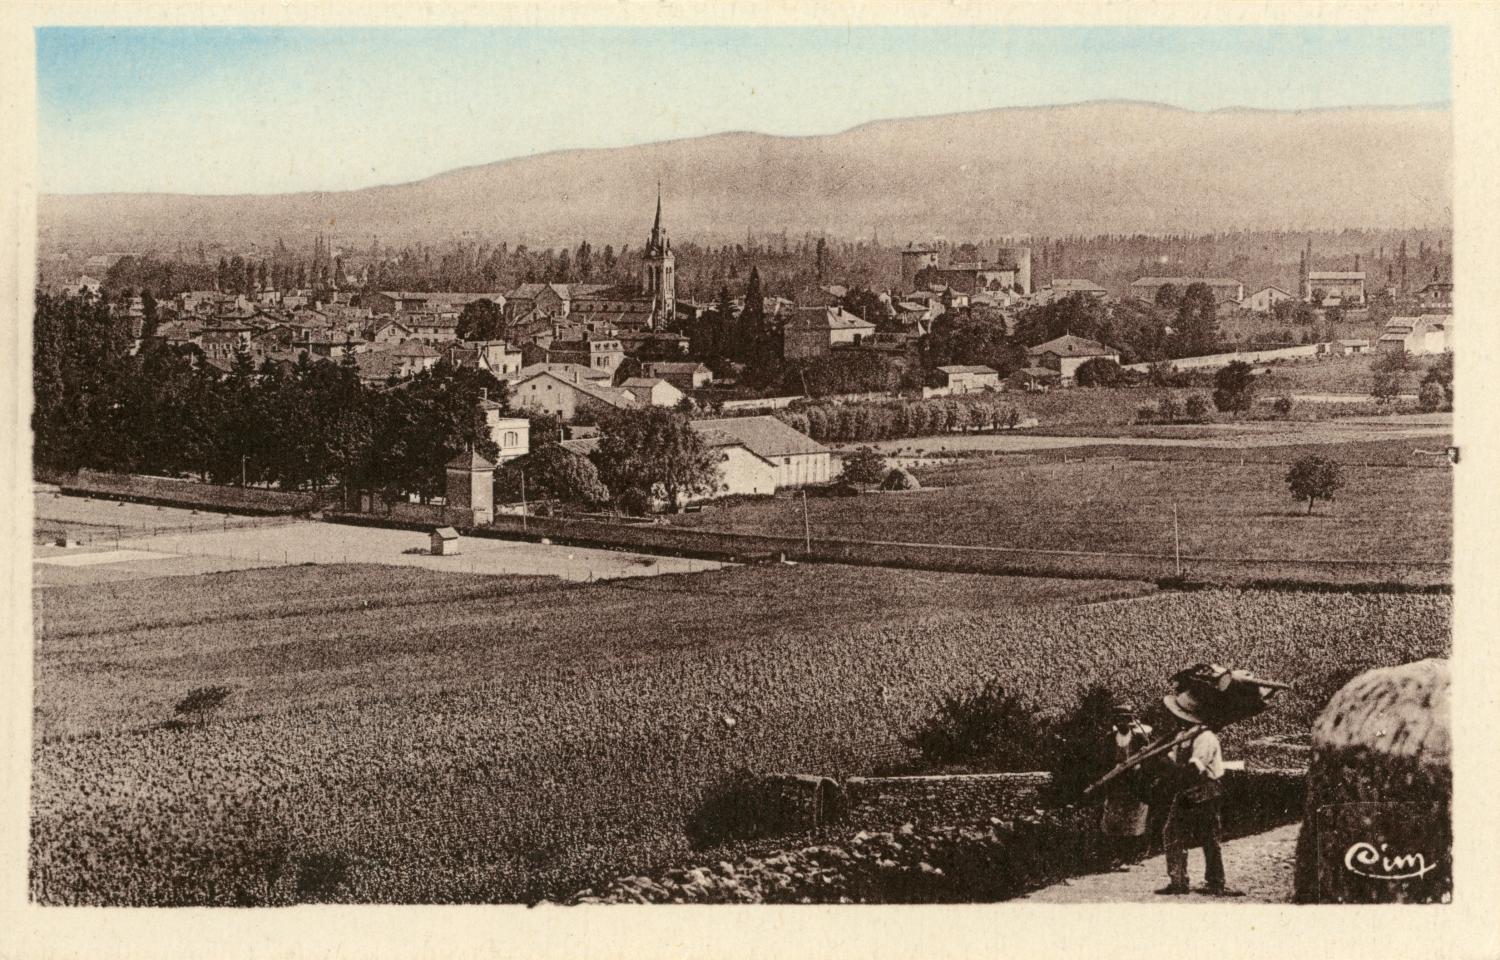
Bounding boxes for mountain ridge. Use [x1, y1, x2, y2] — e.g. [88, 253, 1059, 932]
[39, 100, 1452, 248]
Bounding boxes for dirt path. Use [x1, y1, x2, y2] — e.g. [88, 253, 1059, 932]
[1024, 821, 1301, 903]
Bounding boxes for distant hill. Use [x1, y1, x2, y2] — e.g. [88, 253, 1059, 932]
[38, 101, 1452, 250]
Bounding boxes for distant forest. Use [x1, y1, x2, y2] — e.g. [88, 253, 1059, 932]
[42, 227, 1452, 304]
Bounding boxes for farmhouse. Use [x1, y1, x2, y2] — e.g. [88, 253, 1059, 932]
[1244, 286, 1293, 313]
[1303, 271, 1366, 306]
[1378, 316, 1451, 356]
[1129, 277, 1245, 304]
[781, 306, 877, 360]
[621, 377, 686, 408]
[1025, 334, 1120, 384]
[936, 365, 1001, 393]
[508, 365, 635, 421]
[690, 416, 830, 488]
[642, 361, 713, 392]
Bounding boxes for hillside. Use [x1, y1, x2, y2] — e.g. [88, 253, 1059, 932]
[39, 101, 1452, 249]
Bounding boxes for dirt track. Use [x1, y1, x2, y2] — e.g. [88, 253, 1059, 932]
[1024, 821, 1301, 903]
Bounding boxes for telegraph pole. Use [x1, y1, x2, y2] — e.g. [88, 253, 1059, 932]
[1172, 503, 1182, 578]
[521, 471, 529, 532]
[802, 489, 812, 556]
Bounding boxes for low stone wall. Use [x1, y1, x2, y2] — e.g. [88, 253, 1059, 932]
[844, 773, 1053, 830]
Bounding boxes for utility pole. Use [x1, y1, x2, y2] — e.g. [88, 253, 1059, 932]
[1172, 503, 1182, 578]
[521, 471, 529, 532]
[802, 489, 812, 557]
[241, 455, 248, 488]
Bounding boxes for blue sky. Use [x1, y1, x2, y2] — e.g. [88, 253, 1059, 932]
[37, 25, 1452, 196]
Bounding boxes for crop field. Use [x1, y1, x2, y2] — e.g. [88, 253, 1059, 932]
[673, 457, 1450, 567]
[32, 562, 1447, 905]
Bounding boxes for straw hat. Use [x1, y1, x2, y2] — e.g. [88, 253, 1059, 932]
[1162, 687, 1209, 724]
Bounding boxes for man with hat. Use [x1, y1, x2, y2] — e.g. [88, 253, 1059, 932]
[1154, 680, 1242, 896]
[1099, 698, 1153, 869]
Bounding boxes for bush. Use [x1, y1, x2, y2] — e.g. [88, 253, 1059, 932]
[1135, 404, 1157, 424]
[1183, 395, 1212, 422]
[1211, 360, 1256, 413]
[1417, 381, 1444, 413]
[1273, 396, 1294, 418]
[904, 679, 1048, 770]
[1157, 396, 1180, 423]
[880, 467, 920, 491]
[174, 685, 233, 725]
[840, 446, 887, 486]
[1074, 358, 1123, 388]
[294, 851, 354, 902]
[1043, 684, 1125, 802]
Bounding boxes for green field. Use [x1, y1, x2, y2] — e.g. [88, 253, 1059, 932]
[33, 563, 1448, 905]
[674, 456, 1450, 566]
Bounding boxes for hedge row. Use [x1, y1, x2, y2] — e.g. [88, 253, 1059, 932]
[775, 396, 1026, 445]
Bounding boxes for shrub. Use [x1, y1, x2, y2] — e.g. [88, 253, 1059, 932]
[1043, 683, 1125, 803]
[1074, 358, 1123, 388]
[1157, 396, 1180, 423]
[1371, 371, 1404, 404]
[904, 679, 1048, 770]
[1273, 396, 1294, 419]
[1135, 404, 1157, 424]
[1417, 381, 1444, 413]
[174, 685, 233, 726]
[1211, 360, 1256, 413]
[1183, 395, 1212, 422]
[880, 467, 921, 491]
[840, 446, 887, 486]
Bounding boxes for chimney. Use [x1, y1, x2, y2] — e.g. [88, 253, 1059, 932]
[1354, 254, 1360, 272]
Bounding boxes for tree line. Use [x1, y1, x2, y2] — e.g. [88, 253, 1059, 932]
[34, 290, 500, 504]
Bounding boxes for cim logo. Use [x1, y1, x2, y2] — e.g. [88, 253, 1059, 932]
[1343, 841, 1439, 881]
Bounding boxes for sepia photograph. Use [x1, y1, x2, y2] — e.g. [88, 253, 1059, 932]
[11, 8, 1485, 939]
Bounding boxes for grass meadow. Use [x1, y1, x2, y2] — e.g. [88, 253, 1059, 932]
[673, 456, 1450, 566]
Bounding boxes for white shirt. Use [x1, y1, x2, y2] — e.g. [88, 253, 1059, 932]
[1183, 729, 1224, 780]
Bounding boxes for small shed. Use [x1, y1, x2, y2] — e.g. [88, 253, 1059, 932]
[430, 526, 461, 556]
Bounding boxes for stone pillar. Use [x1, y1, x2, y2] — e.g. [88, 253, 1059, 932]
[1293, 658, 1450, 903]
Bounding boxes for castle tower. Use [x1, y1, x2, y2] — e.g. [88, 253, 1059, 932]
[642, 185, 675, 330]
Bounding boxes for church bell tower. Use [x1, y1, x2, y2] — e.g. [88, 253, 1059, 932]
[642, 185, 675, 330]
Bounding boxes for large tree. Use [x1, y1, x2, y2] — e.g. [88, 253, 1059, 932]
[592, 407, 721, 513]
[456, 298, 506, 342]
[1211, 360, 1257, 413]
[1175, 283, 1220, 357]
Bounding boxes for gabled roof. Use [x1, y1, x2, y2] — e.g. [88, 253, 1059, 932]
[1307, 271, 1366, 281]
[691, 416, 827, 458]
[1250, 285, 1291, 296]
[1026, 334, 1116, 358]
[507, 282, 572, 300]
[385, 342, 441, 358]
[558, 437, 601, 456]
[786, 306, 875, 331]
[1130, 276, 1242, 287]
[512, 367, 634, 408]
[937, 365, 999, 375]
[511, 361, 610, 382]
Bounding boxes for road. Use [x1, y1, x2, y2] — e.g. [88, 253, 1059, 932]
[1023, 821, 1301, 903]
[34, 517, 725, 586]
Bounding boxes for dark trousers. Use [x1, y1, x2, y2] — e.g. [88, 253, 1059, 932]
[1163, 795, 1225, 889]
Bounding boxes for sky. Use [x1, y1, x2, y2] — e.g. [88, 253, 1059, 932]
[36, 25, 1452, 196]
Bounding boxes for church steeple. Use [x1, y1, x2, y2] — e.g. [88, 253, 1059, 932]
[642, 183, 675, 330]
